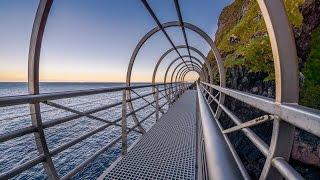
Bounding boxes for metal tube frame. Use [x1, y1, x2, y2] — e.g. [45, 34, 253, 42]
[126, 21, 226, 121]
[167, 59, 204, 100]
[1, 0, 315, 179]
[163, 55, 206, 102]
[151, 45, 214, 103]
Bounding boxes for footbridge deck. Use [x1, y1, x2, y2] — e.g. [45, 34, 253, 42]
[100, 90, 198, 180]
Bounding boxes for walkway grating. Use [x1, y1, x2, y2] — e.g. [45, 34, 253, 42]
[101, 90, 197, 180]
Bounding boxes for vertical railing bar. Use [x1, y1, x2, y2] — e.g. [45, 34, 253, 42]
[155, 86, 160, 121]
[121, 89, 127, 155]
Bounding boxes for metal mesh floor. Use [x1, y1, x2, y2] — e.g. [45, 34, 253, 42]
[101, 90, 197, 180]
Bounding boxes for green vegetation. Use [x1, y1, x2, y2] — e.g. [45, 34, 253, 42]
[224, 36, 274, 81]
[210, 0, 305, 81]
[215, 1, 266, 54]
[210, 0, 320, 109]
[300, 28, 320, 109]
[284, 0, 305, 27]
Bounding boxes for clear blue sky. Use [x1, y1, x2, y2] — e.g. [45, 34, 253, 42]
[0, 0, 232, 82]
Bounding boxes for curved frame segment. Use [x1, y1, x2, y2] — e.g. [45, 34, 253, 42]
[257, 0, 299, 178]
[179, 67, 201, 82]
[28, 0, 59, 178]
[164, 56, 205, 102]
[126, 21, 226, 121]
[152, 45, 214, 87]
[167, 60, 204, 102]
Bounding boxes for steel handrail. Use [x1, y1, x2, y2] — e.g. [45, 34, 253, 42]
[199, 82, 307, 179]
[196, 84, 243, 180]
[0, 83, 170, 107]
[0, 86, 171, 143]
[201, 81, 320, 137]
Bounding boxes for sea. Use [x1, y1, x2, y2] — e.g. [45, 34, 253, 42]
[0, 82, 167, 179]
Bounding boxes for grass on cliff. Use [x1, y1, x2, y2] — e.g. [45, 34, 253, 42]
[212, 0, 304, 81]
[300, 28, 320, 109]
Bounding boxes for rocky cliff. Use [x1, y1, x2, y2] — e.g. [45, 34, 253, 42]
[208, 0, 320, 178]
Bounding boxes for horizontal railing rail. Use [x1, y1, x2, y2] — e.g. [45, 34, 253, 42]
[0, 83, 170, 107]
[199, 81, 319, 180]
[0, 82, 190, 179]
[201, 82, 320, 137]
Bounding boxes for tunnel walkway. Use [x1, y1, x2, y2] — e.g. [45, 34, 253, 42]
[100, 90, 198, 180]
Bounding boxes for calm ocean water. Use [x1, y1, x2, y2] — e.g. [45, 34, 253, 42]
[0, 82, 167, 179]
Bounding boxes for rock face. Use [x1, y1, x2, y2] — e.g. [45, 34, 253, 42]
[215, 0, 250, 42]
[229, 34, 240, 44]
[294, 0, 320, 66]
[210, 0, 320, 178]
[292, 130, 320, 167]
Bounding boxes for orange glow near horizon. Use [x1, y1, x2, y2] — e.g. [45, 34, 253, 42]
[0, 0, 226, 84]
[0, 70, 199, 83]
[0, 71, 27, 82]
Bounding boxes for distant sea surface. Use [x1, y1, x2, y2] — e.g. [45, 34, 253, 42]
[0, 82, 164, 179]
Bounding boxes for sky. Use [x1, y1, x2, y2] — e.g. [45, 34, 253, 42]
[0, 0, 232, 83]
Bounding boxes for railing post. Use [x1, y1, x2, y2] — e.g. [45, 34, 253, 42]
[170, 83, 174, 105]
[176, 83, 179, 97]
[155, 86, 160, 121]
[178, 82, 181, 97]
[121, 89, 127, 155]
[167, 84, 171, 106]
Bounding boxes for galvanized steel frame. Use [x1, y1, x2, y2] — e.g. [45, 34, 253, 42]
[163, 56, 204, 101]
[151, 45, 214, 89]
[1, 0, 317, 179]
[126, 21, 226, 118]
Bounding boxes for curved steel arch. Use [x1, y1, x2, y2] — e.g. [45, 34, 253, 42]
[164, 56, 205, 101]
[176, 64, 203, 85]
[125, 21, 225, 87]
[179, 66, 199, 82]
[126, 21, 226, 120]
[181, 68, 201, 90]
[168, 57, 204, 83]
[172, 66, 201, 98]
[164, 55, 205, 85]
[256, 1, 299, 178]
[174, 64, 205, 89]
[179, 66, 201, 83]
[170, 59, 205, 88]
[151, 45, 214, 87]
[165, 59, 204, 102]
[27, 0, 59, 178]
[151, 45, 212, 102]
[181, 69, 201, 82]
[176, 63, 203, 82]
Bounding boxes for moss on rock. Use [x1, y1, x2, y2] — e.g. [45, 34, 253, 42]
[300, 28, 320, 109]
[211, 0, 305, 81]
